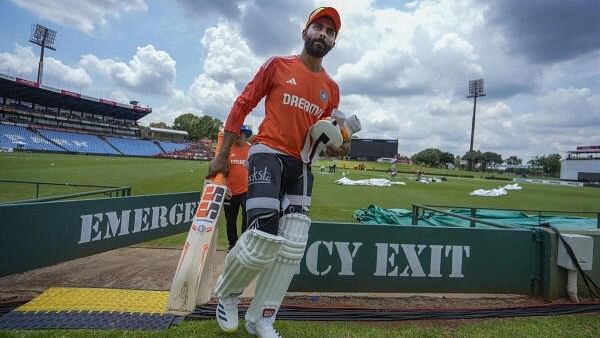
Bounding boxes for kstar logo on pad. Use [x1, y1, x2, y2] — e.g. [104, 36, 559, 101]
[249, 166, 272, 185]
[320, 89, 328, 101]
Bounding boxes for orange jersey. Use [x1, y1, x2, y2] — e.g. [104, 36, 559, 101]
[224, 55, 340, 159]
[227, 142, 250, 195]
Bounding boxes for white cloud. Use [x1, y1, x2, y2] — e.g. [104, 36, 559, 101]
[10, 0, 148, 34]
[187, 21, 260, 120]
[200, 21, 257, 83]
[139, 105, 201, 126]
[3, 0, 599, 162]
[80, 44, 179, 97]
[535, 87, 600, 128]
[0, 44, 91, 88]
[188, 75, 239, 119]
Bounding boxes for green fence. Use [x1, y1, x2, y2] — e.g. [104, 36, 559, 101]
[0, 179, 131, 204]
[1, 194, 598, 300]
[0, 191, 200, 277]
[290, 222, 543, 295]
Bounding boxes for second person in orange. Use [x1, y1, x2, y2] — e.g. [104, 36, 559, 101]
[223, 124, 251, 251]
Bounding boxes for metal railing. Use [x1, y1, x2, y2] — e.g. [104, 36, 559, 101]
[411, 204, 600, 229]
[431, 204, 599, 229]
[0, 179, 131, 204]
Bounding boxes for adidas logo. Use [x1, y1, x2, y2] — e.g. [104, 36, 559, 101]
[286, 78, 297, 85]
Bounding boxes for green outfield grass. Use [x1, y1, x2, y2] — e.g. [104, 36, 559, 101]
[1, 152, 599, 250]
[1, 152, 599, 336]
[1, 314, 599, 337]
[2, 152, 598, 214]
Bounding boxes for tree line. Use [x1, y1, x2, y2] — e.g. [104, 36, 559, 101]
[410, 148, 561, 176]
[150, 113, 562, 176]
[150, 113, 223, 141]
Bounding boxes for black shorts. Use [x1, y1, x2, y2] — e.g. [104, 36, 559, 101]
[245, 152, 313, 234]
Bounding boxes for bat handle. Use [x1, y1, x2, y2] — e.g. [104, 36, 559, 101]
[210, 130, 227, 186]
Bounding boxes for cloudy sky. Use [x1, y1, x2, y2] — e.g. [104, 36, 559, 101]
[1, 0, 599, 161]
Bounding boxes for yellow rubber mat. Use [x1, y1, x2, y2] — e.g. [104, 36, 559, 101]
[16, 287, 169, 314]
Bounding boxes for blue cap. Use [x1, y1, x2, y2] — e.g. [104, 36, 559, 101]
[240, 124, 252, 137]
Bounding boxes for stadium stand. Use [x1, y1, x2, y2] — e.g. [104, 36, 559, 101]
[104, 136, 163, 157]
[0, 72, 216, 160]
[158, 141, 189, 153]
[0, 123, 65, 152]
[157, 142, 213, 160]
[36, 128, 120, 155]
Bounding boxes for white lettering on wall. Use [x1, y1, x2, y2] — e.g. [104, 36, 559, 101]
[334, 242, 362, 276]
[306, 241, 333, 276]
[373, 243, 471, 278]
[79, 202, 197, 244]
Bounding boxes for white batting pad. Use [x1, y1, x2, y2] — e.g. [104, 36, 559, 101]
[213, 229, 283, 298]
[300, 120, 343, 165]
[245, 213, 311, 323]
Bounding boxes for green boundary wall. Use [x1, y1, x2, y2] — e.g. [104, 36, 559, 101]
[1, 194, 599, 300]
[0, 192, 199, 277]
[290, 222, 543, 295]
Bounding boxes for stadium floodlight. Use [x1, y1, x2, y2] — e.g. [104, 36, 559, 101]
[29, 24, 57, 85]
[467, 79, 485, 99]
[466, 79, 485, 170]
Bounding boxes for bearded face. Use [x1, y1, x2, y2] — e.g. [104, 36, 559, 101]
[303, 17, 336, 58]
[304, 37, 333, 58]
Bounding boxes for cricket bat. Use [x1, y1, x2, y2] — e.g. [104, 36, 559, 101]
[166, 132, 227, 316]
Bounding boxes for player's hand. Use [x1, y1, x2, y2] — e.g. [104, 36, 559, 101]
[325, 141, 350, 157]
[206, 155, 229, 179]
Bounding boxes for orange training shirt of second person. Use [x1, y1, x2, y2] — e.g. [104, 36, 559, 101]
[226, 141, 250, 195]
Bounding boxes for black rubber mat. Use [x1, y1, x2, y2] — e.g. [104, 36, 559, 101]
[0, 311, 181, 330]
[188, 303, 600, 321]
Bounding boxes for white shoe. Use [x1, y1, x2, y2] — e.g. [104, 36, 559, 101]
[216, 295, 240, 332]
[245, 317, 282, 338]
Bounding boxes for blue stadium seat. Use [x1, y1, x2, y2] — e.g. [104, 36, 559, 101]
[105, 136, 163, 156]
[37, 129, 119, 155]
[0, 124, 65, 152]
[159, 141, 189, 153]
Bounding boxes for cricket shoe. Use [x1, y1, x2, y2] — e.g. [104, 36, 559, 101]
[245, 317, 282, 338]
[216, 295, 240, 332]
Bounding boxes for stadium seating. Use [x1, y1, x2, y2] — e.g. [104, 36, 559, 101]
[0, 122, 212, 159]
[159, 141, 190, 153]
[105, 136, 163, 156]
[0, 124, 65, 152]
[37, 129, 120, 155]
[156, 142, 213, 160]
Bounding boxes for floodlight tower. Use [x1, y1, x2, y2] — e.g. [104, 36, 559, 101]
[466, 79, 485, 170]
[29, 24, 57, 85]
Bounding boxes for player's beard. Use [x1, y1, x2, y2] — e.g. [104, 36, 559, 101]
[304, 37, 332, 58]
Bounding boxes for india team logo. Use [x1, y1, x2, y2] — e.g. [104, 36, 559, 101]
[320, 89, 328, 101]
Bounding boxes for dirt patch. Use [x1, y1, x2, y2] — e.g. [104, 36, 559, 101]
[0, 247, 180, 303]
